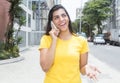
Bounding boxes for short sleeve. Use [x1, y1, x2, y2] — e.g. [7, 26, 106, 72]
[38, 35, 51, 50]
[80, 37, 89, 54]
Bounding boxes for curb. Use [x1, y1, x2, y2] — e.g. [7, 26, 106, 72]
[0, 56, 24, 65]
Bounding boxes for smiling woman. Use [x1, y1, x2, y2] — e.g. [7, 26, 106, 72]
[38, 4, 100, 83]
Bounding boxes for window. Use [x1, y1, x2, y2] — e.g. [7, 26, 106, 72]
[28, 0, 32, 10]
[28, 14, 31, 27]
[22, 10, 27, 26]
[22, 0, 27, 6]
[118, 9, 120, 16]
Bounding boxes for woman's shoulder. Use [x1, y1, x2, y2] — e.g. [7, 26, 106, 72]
[42, 35, 51, 38]
[41, 35, 52, 40]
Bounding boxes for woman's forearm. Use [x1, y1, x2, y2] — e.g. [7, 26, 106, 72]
[80, 52, 88, 75]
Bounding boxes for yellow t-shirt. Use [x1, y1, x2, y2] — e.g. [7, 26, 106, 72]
[39, 35, 89, 83]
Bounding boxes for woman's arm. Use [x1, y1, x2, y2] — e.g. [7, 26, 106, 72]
[40, 39, 57, 72]
[40, 28, 59, 72]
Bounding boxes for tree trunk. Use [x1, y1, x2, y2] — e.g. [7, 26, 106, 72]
[97, 22, 102, 34]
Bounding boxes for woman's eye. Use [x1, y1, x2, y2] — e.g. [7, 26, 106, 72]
[62, 14, 67, 17]
[54, 16, 59, 20]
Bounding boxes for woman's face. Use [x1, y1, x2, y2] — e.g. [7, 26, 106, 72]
[52, 8, 69, 32]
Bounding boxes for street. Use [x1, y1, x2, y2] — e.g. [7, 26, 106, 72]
[89, 42, 120, 72]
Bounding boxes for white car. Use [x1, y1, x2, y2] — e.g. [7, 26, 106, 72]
[93, 37, 106, 45]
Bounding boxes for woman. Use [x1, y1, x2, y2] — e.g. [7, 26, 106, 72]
[39, 4, 100, 83]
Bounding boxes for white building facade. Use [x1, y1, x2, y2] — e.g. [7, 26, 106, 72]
[18, 0, 61, 51]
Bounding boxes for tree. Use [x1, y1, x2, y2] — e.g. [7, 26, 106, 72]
[81, 15, 96, 37]
[82, 0, 112, 34]
[0, 0, 25, 60]
[72, 19, 80, 33]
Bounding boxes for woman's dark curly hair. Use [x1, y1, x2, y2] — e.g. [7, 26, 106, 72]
[45, 4, 73, 35]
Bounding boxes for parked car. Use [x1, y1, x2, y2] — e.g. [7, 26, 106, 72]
[93, 36, 106, 45]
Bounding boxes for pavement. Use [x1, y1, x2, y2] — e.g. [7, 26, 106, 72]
[0, 46, 120, 83]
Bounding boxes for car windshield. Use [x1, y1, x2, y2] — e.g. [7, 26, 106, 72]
[95, 37, 103, 39]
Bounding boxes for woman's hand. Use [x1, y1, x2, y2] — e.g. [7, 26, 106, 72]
[85, 64, 101, 81]
[49, 28, 60, 40]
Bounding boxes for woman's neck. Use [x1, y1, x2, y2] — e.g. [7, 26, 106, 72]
[58, 31, 72, 40]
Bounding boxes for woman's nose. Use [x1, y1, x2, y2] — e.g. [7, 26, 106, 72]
[59, 16, 64, 21]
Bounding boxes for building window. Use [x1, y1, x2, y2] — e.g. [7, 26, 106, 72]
[54, 0, 61, 4]
[118, 0, 120, 7]
[22, 10, 27, 26]
[118, 9, 120, 16]
[22, 0, 27, 6]
[28, 14, 31, 27]
[116, 0, 120, 7]
[116, 8, 118, 17]
[28, 0, 32, 10]
[116, 20, 120, 29]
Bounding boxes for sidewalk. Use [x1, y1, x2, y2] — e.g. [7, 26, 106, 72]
[0, 46, 120, 83]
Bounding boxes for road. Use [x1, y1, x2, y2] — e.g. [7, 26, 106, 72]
[89, 42, 120, 72]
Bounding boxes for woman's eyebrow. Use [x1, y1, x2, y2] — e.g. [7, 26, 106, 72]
[53, 13, 66, 17]
[53, 15, 59, 17]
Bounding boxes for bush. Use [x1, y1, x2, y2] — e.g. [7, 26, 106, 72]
[0, 50, 10, 60]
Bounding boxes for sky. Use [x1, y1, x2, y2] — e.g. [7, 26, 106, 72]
[61, 0, 88, 21]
